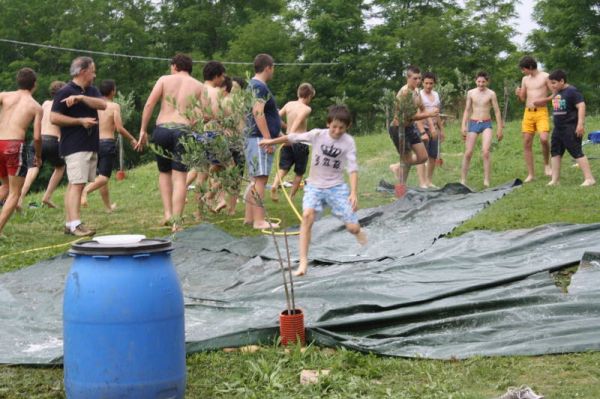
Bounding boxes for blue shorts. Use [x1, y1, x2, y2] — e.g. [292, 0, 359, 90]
[423, 128, 439, 159]
[303, 183, 359, 224]
[245, 137, 273, 177]
[468, 120, 492, 134]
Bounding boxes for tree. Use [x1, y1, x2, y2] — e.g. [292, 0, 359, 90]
[529, 0, 600, 110]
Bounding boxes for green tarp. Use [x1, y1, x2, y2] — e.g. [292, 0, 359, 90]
[1, 181, 600, 364]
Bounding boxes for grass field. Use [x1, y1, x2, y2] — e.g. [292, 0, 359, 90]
[1, 118, 600, 398]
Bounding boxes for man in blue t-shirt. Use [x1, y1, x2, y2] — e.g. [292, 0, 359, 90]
[244, 53, 282, 229]
[51, 56, 106, 236]
[544, 69, 595, 187]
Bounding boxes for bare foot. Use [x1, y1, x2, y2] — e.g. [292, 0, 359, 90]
[171, 223, 184, 233]
[581, 179, 596, 187]
[460, 179, 467, 186]
[160, 218, 171, 227]
[524, 175, 534, 183]
[547, 180, 559, 186]
[355, 230, 368, 246]
[253, 220, 280, 230]
[106, 203, 117, 213]
[483, 180, 490, 188]
[419, 184, 428, 189]
[389, 163, 400, 177]
[293, 260, 308, 277]
[427, 183, 438, 188]
[42, 199, 57, 209]
[211, 200, 227, 214]
[270, 188, 279, 202]
[544, 165, 552, 176]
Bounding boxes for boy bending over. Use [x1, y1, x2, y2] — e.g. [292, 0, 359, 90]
[260, 105, 367, 276]
[544, 70, 595, 186]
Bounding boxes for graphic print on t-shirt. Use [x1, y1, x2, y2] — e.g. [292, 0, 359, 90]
[552, 94, 567, 116]
[315, 143, 342, 170]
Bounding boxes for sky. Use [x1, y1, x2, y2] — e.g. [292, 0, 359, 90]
[514, 0, 539, 47]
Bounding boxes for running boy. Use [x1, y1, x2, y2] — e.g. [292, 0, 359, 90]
[259, 105, 367, 276]
[460, 71, 503, 187]
[0, 68, 43, 237]
[389, 65, 439, 185]
[546, 70, 595, 186]
[81, 79, 138, 211]
[18, 81, 66, 209]
[270, 82, 315, 201]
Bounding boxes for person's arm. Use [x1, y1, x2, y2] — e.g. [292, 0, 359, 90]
[461, 93, 472, 138]
[32, 106, 43, 166]
[252, 100, 275, 154]
[137, 77, 164, 150]
[61, 95, 106, 110]
[575, 101, 586, 137]
[491, 92, 503, 141]
[412, 103, 438, 122]
[348, 171, 358, 212]
[113, 104, 137, 147]
[345, 142, 359, 212]
[50, 112, 97, 128]
[259, 134, 290, 147]
[278, 104, 287, 131]
[533, 77, 555, 106]
[515, 77, 526, 102]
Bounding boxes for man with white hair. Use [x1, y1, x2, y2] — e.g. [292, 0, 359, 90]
[51, 56, 106, 236]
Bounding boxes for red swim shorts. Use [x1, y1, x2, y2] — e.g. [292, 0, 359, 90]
[0, 140, 27, 178]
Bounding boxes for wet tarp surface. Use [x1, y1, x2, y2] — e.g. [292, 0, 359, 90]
[1, 181, 600, 364]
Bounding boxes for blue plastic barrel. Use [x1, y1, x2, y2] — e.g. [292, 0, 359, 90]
[64, 237, 186, 399]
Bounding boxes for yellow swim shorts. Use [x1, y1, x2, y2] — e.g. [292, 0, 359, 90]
[521, 107, 550, 134]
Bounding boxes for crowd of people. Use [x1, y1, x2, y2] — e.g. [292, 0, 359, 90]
[0, 53, 595, 276]
[388, 56, 595, 191]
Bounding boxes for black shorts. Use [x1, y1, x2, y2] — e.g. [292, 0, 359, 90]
[97, 139, 117, 177]
[551, 126, 584, 159]
[388, 124, 422, 153]
[279, 143, 309, 175]
[27, 135, 65, 168]
[151, 125, 189, 173]
[42, 136, 66, 168]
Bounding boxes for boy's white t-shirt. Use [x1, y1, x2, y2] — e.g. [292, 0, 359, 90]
[287, 128, 358, 189]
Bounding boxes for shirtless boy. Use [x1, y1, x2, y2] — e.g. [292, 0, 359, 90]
[515, 56, 552, 182]
[270, 82, 315, 201]
[138, 54, 204, 232]
[191, 61, 228, 215]
[389, 65, 439, 184]
[18, 81, 66, 209]
[461, 71, 503, 187]
[81, 79, 137, 212]
[0, 68, 42, 237]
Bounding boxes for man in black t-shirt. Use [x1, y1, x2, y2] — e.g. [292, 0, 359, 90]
[544, 69, 595, 187]
[51, 56, 106, 236]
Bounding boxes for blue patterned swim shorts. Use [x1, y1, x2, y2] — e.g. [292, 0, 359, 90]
[303, 183, 358, 224]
